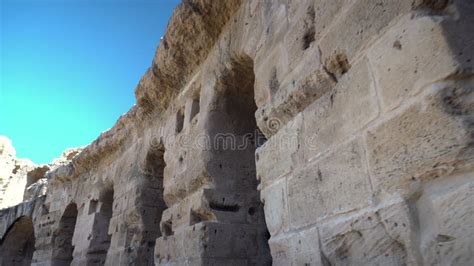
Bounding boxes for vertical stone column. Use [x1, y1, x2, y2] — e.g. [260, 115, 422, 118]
[155, 56, 271, 265]
[107, 172, 166, 265]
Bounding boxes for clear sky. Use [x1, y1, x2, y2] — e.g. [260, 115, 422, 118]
[0, 0, 180, 164]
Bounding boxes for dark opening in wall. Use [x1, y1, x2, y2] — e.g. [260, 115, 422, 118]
[269, 67, 280, 96]
[175, 108, 185, 134]
[88, 200, 98, 215]
[162, 220, 173, 236]
[52, 203, 78, 266]
[142, 139, 168, 261]
[144, 140, 166, 182]
[210, 54, 272, 264]
[0, 216, 35, 266]
[209, 201, 240, 212]
[420, 0, 450, 11]
[189, 97, 200, 122]
[302, 5, 316, 50]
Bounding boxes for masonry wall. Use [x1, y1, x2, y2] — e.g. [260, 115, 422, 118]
[1, 0, 473, 265]
[252, 1, 474, 265]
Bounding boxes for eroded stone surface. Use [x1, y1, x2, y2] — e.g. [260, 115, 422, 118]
[0, 136, 35, 209]
[1, 0, 473, 265]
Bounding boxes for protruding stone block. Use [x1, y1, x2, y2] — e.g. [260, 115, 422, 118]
[418, 177, 474, 265]
[288, 138, 372, 229]
[300, 58, 378, 161]
[261, 178, 288, 236]
[366, 78, 474, 198]
[368, 14, 467, 111]
[319, 0, 415, 68]
[268, 226, 322, 266]
[155, 222, 269, 265]
[256, 114, 302, 187]
[319, 209, 407, 265]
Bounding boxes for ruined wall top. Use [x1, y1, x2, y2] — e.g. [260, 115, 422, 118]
[46, 0, 244, 184]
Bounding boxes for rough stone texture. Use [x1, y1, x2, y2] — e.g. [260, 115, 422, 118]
[0, 136, 81, 210]
[419, 176, 474, 265]
[1, 0, 474, 265]
[0, 136, 35, 209]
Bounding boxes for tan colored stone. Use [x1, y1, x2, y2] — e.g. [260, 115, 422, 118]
[268, 226, 322, 266]
[300, 58, 378, 161]
[319, 208, 407, 265]
[319, 0, 416, 67]
[288, 137, 372, 229]
[368, 14, 467, 111]
[1, 1, 473, 265]
[261, 178, 288, 236]
[256, 114, 302, 187]
[366, 78, 474, 198]
[416, 175, 474, 265]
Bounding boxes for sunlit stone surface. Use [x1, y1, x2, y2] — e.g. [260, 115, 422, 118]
[1, 0, 473, 265]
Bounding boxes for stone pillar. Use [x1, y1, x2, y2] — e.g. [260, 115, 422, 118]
[155, 56, 271, 265]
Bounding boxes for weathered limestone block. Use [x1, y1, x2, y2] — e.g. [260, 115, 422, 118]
[377, 199, 421, 265]
[136, 0, 243, 112]
[255, 63, 335, 138]
[32, 248, 52, 265]
[285, 0, 316, 61]
[366, 78, 474, 198]
[300, 58, 378, 161]
[282, 0, 317, 71]
[226, 0, 267, 61]
[0, 136, 36, 209]
[255, 1, 341, 138]
[71, 209, 99, 255]
[156, 222, 269, 265]
[106, 224, 155, 266]
[254, 44, 287, 111]
[256, 114, 302, 188]
[368, 14, 472, 111]
[254, 0, 289, 68]
[268, 226, 321, 266]
[160, 188, 264, 236]
[2, 0, 474, 265]
[416, 175, 474, 265]
[318, 0, 417, 75]
[288, 138, 372, 229]
[260, 178, 288, 236]
[284, 0, 346, 70]
[162, 148, 209, 206]
[319, 208, 407, 265]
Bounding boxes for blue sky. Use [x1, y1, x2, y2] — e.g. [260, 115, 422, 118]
[0, 0, 180, 163]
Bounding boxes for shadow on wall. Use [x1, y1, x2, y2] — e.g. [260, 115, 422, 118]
[141, 140, 168, 262]
[207, 54, 272, 263]
[52, 203, 78, 266]
[438, 0, 473, 74]
[0, 216, 35, 266]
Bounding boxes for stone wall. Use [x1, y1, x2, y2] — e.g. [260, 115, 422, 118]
[0, 136, 35, 209]
[1, 0, 473, 265]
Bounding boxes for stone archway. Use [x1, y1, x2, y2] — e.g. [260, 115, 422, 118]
[0, 216, 35, 266]
[52, 203, 78, 266]
[207, 54, 272, 264]
[141, 139, 168, 262]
